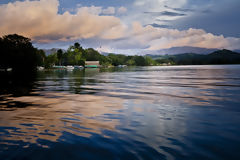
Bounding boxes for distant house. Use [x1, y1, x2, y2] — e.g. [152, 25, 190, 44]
[85, 61, 100, 68]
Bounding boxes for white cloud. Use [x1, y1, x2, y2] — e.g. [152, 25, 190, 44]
[117, 7, 127, 14]
[102, 7, 115, 15]
[134, 0, 187, 11]
[0, 0, 125, 42]
[120, 0, 189, 30]
[101, 22, 240, 51]
[77, 6, 102, 15]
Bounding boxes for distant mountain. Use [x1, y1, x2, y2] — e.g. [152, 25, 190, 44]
[100, 52, 111, 56]
[152, 49, 240, 65]
[42, 48, 66, 56]
[234, 49, 240, 53]
[209, 49, 238, 55]
[143, 46, 218, 55]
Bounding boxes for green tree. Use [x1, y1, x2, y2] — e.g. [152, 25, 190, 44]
[45, 53, 58, 68]
[144, 56, 155, 66]
[84, 48, 102, 61]
[57, 49, 63, 65]
[107, 54, 126, 66]
[133, 56, 147, 66]
[126, 59, 135, 66]
[74, 42, 81, 49]
[65, 44, 83, 65]
[36, 49, 46, 66]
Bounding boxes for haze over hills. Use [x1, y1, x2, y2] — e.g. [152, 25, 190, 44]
[148, 49, 240, 65]
[41, 46, 240, 57]
[42, 48, 66, 56]
[156, 46, 220, 55]
[139, 46, 219, 55]
[92, 46, 237, 56]
[234, 49, 240, 53]
[146, 47, 240, 56]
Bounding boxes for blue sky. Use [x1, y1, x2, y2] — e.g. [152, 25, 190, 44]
[0, 0, 240, 54]
[59, 0, 132, 8]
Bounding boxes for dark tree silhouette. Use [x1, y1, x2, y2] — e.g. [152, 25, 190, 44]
[0, 34, 38, 74]
[74, 42, 81, 49]
[36, 49, 46, 66]
[57, 49, 63, 65]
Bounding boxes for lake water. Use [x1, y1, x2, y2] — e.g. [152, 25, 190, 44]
[0, 65, 240, 160]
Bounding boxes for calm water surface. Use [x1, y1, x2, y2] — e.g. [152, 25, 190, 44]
[0, 65, 240, 160]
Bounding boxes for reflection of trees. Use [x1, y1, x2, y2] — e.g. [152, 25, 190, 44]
[0, 71, 41, 113]
[0, 73, 37, 97]
[70, 69, 100, 94]
[70, 70, 85, 94]
[0, 34, 43, 97]
[37, 69, 100, 94]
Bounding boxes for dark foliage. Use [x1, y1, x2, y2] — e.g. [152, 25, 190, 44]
[2, 34, 239, 71]
[153, 50, 240, 65]
[0, 34, 38, 74]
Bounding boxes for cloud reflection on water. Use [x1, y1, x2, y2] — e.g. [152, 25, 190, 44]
[0, 92, 124, 147]
[1, 65, 240, 159]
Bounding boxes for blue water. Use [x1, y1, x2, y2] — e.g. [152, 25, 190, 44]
[0, 65, 240, 160]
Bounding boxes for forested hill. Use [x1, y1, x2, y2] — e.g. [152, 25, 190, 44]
[1, 34, 240, 72]
[149, 49, 240, 65]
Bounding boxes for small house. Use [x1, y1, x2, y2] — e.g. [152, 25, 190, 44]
[85, 61, 100, 68]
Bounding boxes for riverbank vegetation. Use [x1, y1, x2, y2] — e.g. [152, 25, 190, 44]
[152, 50, 240, 65]
[0, 34, 39, 73]
[42, 43, 157, 68]
[41, 45, 240, 68]
[1, 34, 240, 74]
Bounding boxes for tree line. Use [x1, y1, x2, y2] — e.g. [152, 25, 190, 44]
[42, 44, 157, 68]
[153, 50, 240, 65]
[0, 34, 157, 73]
[0, 34, 39, 73]
[1, 34, 240, 75]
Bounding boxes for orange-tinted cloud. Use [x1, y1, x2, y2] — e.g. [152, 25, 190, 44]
[0, 0, 125, 42]
[0, 0, 239, 51]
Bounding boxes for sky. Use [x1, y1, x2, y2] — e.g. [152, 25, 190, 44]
[0, 0, 240, 54]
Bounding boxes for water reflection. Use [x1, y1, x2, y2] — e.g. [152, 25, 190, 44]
[0, 92, 124, 146]
[1, 65, 240, 159]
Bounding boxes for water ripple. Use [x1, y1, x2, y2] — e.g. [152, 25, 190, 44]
[1, 65, 240, 159]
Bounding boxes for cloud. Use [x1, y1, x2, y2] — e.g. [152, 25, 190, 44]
[148, 24, 171, 28]
[0, 0, 125, 42]
[144, 11, 186, 17]
[172, 0, 240, 37]
[106, 22, 240, 51]
[117, 7, 127, 14]
[77, 6, 102, 15]
[164, 5, 194, 12]
[0, 0, 239, 53]
[134, 0, 187, 9]
[123, 0, 189, 27]
[102, 7, 115, 15]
